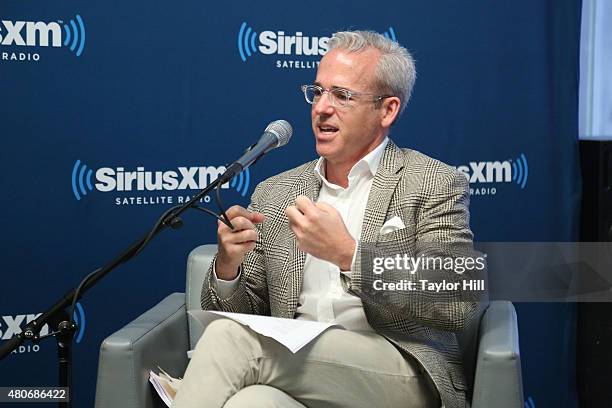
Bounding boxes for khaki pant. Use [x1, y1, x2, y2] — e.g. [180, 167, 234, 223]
[172, 319, 439, 408]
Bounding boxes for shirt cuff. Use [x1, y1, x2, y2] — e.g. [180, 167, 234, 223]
[340, 242, 358, 279]
[211, 260, 241, 299]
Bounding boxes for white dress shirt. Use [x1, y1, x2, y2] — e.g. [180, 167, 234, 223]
[213, 138, 389, 332]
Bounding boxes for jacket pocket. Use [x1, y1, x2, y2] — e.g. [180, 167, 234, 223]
[376, 224, 416, 244]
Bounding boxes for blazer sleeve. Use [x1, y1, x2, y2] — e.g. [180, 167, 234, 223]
[200, 183, 270, 315]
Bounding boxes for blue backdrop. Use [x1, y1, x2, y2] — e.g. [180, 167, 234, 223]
[0, 1, 581, 406]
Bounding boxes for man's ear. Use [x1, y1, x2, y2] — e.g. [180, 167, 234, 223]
[380, 96, 401, 128]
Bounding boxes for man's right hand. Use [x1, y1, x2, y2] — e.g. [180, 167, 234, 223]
[215, 205, 265, 280]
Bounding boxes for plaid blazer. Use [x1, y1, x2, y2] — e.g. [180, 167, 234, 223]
[202, 140, 479, 408]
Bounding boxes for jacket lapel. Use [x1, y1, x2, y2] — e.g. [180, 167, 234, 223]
[360, 141, 405, 243]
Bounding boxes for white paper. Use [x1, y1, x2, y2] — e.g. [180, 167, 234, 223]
[202, 311, 343, 353]
[149, 368, 181, 407]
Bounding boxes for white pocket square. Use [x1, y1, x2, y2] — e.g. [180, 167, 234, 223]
[380, 216, 406, 235]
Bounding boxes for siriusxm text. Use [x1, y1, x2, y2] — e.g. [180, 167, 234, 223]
[0, 314, 49, 340]
[0, 20, 62, 47]
[95, 166, 228, 192]
[453, 161, 512, 183]
[259, 31, 329, 56]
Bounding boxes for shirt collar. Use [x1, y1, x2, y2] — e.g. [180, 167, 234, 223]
[314, 137, 389, 188]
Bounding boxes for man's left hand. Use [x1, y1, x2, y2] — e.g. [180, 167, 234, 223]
[286, 195, 356, 271]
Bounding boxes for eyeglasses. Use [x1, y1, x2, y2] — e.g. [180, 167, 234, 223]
[301, 84, 392, 108]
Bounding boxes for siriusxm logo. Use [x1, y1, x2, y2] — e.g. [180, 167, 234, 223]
[71, 160, 251, 202]
[453, 154, 529, 189]
[0, 14, 86, 60]
[0, 303, 86, 354]
[238, 23, 329, 62]
[237, 22, 397, 68]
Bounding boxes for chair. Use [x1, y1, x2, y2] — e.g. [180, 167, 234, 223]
[95, 244, 524, 408]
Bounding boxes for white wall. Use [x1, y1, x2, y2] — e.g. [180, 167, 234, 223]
[580, 0, 612, 140]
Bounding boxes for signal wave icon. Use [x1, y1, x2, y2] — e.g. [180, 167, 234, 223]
[510, 153, 529, 189]
[230, 167, 250, 197]
[383, 27, 397, 42]
[237, 22, 258, 62]
[72, 302, 86, 344]
[62, 14, 86, 57]
[71, 160, 94, 201]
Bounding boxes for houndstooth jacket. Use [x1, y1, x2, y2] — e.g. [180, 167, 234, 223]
[201, 140, 480, 408]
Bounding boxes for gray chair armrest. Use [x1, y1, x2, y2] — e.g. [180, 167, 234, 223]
[186, 244, 218, 311]
[186, 244, 218, 347]
[471, 300, 523, 408]
[95, 293, 189, 408]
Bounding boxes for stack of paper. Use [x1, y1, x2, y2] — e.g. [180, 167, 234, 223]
[205, 311, 343, 353]
[149, 367, 182, 407]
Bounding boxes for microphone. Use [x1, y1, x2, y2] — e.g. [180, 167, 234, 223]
[219, 120, 293, 184]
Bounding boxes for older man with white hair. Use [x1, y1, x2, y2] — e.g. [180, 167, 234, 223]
[172, 30, 477, 408]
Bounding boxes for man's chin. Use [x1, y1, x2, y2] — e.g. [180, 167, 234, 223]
[315, 142, 335, 159]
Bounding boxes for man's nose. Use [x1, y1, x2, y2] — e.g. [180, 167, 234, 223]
[312, 92, 335, 115]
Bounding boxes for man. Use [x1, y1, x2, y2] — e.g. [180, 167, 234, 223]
[173, 30, 478, 408]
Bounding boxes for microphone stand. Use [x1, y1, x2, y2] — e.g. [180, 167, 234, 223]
[0, 176, 226, 408]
